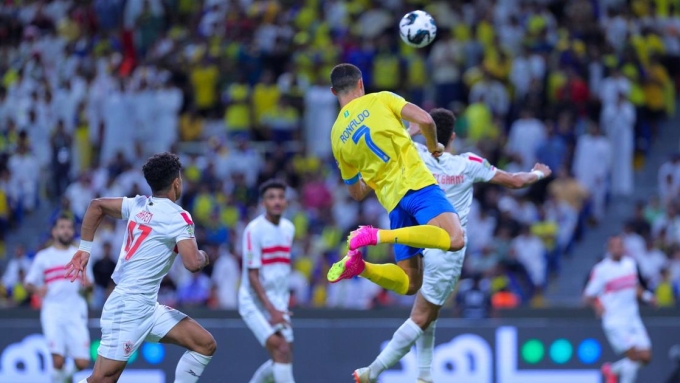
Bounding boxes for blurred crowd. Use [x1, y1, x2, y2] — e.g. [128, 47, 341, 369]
[0, 0, 678, 312]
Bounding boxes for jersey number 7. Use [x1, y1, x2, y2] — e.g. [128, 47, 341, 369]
[352, 125, 390, 162]
[124, 221, 152, 260]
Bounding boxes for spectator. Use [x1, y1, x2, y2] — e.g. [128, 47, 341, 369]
[622, 222, 646, 261]
[572, 123, 612, 222]
[177, 272, 212, 307]
[600, 91, 636, 196]
[50, 119, 72, 199]
[92, 242, 116, 309]
[511, 225, 546, 293]
[429, 29, 463, 107]
[211, 245, 240, 309]
[2, 245, 31, 289]
[455, 275, 492, 319]
[536, 125, 568, 175]
[654, 268, 677, 308]
[8, 136, 39, 216]
[64, 173, 95, 221]
[507, 109, 547, 169]
[638, 238, 668, 288]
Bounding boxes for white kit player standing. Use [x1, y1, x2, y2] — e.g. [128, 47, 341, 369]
[65, 153, 216, 383]
[239, 179, 296, 383]
[25, 215, 93, 383]
[352, 108, 552, 383]
[584, 236, 654, 383]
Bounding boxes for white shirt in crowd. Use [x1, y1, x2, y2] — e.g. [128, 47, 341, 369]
[469, 79, 510, 117]
[239, 215, 296, 313]
[507, 117, 547, 169]
[511, 233, 546, 287]
[211, 251, 240, 309]
[584, 256, 641, 327]
[637, 247, 668, 288]
[599, 75, 631, 106]
[601, 100, 635, 196]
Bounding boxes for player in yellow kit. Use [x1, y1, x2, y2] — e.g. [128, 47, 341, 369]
[327, 63, 465, 299]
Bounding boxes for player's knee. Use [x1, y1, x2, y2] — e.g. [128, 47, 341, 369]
[197, 333, 217, 356]
[406, 277, 422, 295]
[410, 311, 435, 330]
[74, 359, 90, 371]
[52, 356, 65, 370]
[275, 341, 292, 362]
[638, 349, 652, 364]
[449, 235, 465, 252]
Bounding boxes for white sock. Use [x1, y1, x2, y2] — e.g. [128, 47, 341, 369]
[619, 359, 641, 383]
[369, 319, 424, 380]
[250, 360, 274, 383]
[78, 379, 88, 383]
[416, 320, 436, 382]
[52, 368, 64, 383]
[174, 351, 213, 383]
[272, 362, 294, 383]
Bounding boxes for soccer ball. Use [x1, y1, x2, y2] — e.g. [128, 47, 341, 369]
[399, 10, 437, 48]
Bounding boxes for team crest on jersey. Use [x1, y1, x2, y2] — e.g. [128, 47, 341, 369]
[187, 225, 195, 237]
[482, 159, 492, 169]
[123, 341, 134, 356]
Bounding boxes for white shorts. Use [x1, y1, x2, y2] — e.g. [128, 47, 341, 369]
[40, 308, 90, 360]
[98, 290, 187, 361]
[240, 304, 293, 347]
[421, 246, 466, 306]
[603, 317, 651, 355]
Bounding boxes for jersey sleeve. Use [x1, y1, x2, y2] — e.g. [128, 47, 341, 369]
[173, 211, 196, 243]
[24, 254, 44, 287]
[463, 153, 497, 182]
[120, 195, 145, 221]
[379, 91, 408, 119]
[243, 224, 262, 269]
[583, 266, 604, 298]
[332, 146, 360, 185]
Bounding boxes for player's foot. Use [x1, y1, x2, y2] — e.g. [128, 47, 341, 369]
[352, 367, 376, 383]
[348, 225, 379, 250]
[328, 250, 365, 283]
[601, 362, 618, 383]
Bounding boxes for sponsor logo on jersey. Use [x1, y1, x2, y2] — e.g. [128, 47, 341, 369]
[187, 225, 195, 237]
[344, 110, 350, 118]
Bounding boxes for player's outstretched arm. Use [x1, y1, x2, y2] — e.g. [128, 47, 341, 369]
[66, 198, 125, 282]
[489, 163, 552, 189]
[401, 103, 444, 156]
[176, 239, 209, 272]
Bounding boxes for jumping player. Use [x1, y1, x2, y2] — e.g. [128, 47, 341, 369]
[239, 179, 296, 383]
[585, 236, 654, 383]
[327, 63, 465, 298]
[65, 152, 216, 383]
[352, 108, 551, 382]
[25, 215, 92, 383]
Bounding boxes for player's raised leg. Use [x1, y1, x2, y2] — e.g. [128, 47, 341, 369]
[160, 317, 216, 383]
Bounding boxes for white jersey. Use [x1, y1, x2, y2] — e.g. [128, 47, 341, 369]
[239, 215, 295, 312]
[584, 256, 641, 326]
[415, 143, 497, 226]
[111, 195, 195, 301]
[25, 245, 92, 315]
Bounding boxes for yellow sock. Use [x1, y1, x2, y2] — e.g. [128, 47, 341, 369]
[378, 225, 450, 251]
[360, 262, 410, 295]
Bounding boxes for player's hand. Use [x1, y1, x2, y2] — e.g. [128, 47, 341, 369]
[532, 163, 552, 178]
[594, 302, 605, 318]
[65, 250, 91, 283]
[430, 143, 446, 158]
[199, 250, 210, 269]
[35, 286, 47, 298]
[269, 309, 292, 327]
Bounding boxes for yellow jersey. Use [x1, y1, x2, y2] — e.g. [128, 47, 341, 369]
[331, 91, 436, 212]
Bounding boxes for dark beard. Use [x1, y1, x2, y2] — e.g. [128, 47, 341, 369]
[58, 237, 73, 246]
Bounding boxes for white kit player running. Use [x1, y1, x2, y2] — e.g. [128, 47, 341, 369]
[25, 215, 92, 383]
[239, 179, 296, 383]
[584, 236, 654, 383]
[65, 153, 216, 383]
[353, 108, 552, 383]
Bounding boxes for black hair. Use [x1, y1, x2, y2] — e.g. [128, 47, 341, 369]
[142, 152, 182, 193]
[330, 63, 363, 95]
[259, 179, 287, 198]
[53, 213, 74, 228]
[430, 108, 457, 147]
